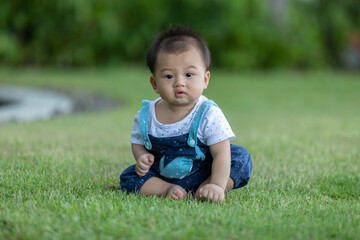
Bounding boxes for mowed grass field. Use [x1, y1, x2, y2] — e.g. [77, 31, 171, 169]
[0, 67, 359, 240]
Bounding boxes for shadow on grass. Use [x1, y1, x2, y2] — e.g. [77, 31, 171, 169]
[105, 183, 227, 204]
[106, 184, 120, 191]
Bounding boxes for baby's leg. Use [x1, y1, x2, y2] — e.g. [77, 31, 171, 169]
[120, 165, 188, 200]
[195, 144, 252, 198]
[140, 177, 188, 200]
[228, 144, 252, 189]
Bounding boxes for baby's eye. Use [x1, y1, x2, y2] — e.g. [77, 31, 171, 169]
[165, 74, 173, 79]
[186, 73, 193, 77]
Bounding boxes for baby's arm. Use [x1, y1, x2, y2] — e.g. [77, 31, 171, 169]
[132, 143, 155, 176]
[198, 139, 231, 202]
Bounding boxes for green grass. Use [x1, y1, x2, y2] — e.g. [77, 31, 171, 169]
[0, 67, 359, 240]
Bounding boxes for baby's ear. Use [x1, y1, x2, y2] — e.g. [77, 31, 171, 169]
[150, 76, 158, 93]
[204, 71, 210, 89]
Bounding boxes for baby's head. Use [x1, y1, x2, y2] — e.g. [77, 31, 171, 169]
[147, 25, 211, 74]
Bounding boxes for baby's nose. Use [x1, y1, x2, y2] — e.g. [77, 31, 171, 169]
[174, 76, 186, 86]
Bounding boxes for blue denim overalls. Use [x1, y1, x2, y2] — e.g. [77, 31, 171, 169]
[120, 99, 252, 193]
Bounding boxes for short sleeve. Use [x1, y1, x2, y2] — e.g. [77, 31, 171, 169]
[130, 110, 144, 145]
[199, 106, 235, 146]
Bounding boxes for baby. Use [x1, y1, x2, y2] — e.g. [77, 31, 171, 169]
[120, 26, 252, 202]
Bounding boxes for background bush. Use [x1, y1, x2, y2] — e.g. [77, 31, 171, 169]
[0, 0, 359, 69]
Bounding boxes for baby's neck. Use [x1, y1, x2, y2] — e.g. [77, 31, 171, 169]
[155, 99, 198, 124]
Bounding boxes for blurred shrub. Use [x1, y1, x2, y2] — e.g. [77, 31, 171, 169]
[0, 0, 359, 69]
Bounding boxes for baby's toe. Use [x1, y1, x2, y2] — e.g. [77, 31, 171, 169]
[172, 190, 183, 200]
[167, 185, 187, 200]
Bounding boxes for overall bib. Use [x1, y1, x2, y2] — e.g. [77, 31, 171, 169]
[120, 100, 252, 193]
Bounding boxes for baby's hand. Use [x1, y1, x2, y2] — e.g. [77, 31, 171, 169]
[198, 183, 225, 202]
[135, 154, 154, 176]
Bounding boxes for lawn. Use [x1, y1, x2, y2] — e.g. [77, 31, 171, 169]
[0, 67, 359, 240]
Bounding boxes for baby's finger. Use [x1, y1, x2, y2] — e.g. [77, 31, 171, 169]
[213, 193, 220, 203]
[207, 191, 214, 201]
[202, 189, 209, 199]
[136, 169, 145, 176]
[147, 154, 155, 164]
[218, 193, 225, 202]
[195, 188, 202, 198]
[137, 169, 148, 176]
[144, 159, 153, 166]
[204, 189, 211, 198]
[138, 161, 150, 170]
[135, 165, 147, 176]
[197, 187, 204, 198]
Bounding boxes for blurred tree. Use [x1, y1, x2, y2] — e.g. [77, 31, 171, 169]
[0, 0, 359, 69]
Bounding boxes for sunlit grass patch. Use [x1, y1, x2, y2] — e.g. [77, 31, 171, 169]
[0, 67, 359, 239]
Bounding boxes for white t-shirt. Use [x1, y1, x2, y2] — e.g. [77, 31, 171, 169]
[130, 95, 235, 146]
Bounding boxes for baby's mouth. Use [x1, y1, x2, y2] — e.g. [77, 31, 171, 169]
[175, 90, 186, 97]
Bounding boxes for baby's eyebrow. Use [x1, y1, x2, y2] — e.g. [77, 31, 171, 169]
[186, 65, 197, 69]
[160, 68, 173, 73]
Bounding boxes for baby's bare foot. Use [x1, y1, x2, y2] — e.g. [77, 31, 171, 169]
[166, 185, 188, 200]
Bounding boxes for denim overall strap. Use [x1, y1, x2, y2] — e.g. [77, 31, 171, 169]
[187, 100, 217, 147]
[139, 100, 152, 150]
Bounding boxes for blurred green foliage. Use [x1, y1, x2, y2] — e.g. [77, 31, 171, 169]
[0, 0, 359, 69]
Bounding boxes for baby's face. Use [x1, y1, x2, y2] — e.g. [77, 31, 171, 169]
[150, 46, 210, 108]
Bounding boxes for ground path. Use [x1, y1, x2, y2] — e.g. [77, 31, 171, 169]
[0, 84, 115, 123]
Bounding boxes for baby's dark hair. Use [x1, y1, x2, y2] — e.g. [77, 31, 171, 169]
[147, 25, 211, 73]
